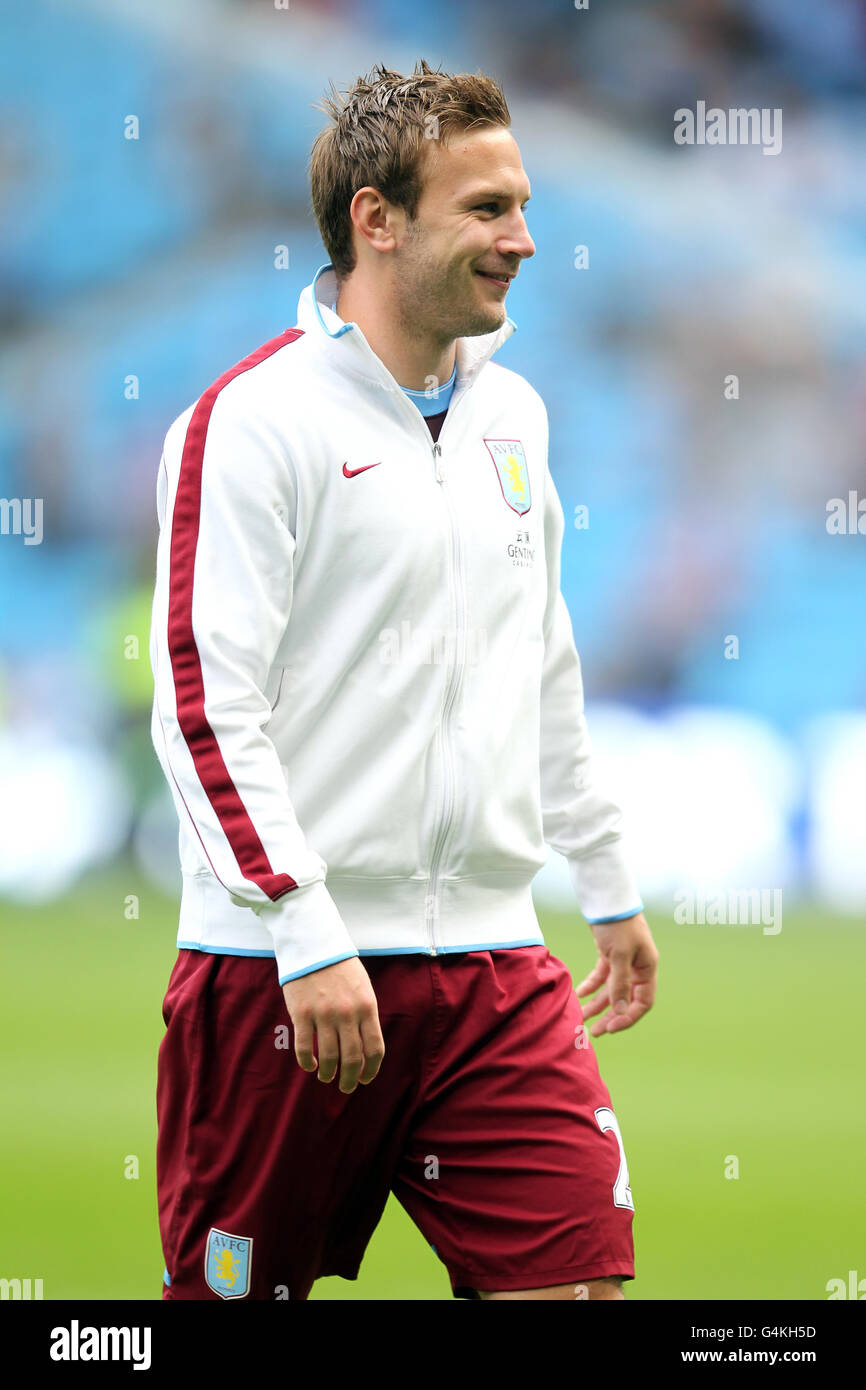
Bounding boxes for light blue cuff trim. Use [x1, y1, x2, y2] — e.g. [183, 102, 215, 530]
[585, 904, 644, 924]
[163, 1267, 171, 1287]
[177, 941, 275, 958]
[278, 950, 359, 985]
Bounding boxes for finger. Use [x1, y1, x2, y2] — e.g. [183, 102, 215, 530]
[315, 1024, 340, 1083]
[574, 959, 609, 997]
[358, 1015, 386, 1084]
[596, 999, 650, 1033]
[574, 971, 605, 998]
[336, 1021, 366, 1094]
[580, 987, 610, 1021]
[292, 1015, 317, 1073]
[631, 958, 659, 1009]
[589, 1009, 631, 1037]
[593, 980, 657, 1035]
[606, 949, 633, 1018]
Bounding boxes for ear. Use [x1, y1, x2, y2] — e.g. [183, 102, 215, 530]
[348, 186, 400, 256]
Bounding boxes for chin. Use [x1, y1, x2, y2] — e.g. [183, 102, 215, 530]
[459, 305, 506, 338]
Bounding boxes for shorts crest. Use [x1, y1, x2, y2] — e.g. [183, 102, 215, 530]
[205, 1226, 253, 1299]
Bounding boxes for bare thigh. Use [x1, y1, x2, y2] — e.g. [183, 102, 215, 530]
[478, 1276, 625, 1301]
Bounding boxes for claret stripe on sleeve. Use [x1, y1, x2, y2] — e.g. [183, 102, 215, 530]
[166, 328, 304, 902]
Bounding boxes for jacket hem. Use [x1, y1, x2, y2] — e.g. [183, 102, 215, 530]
[176, 868, 546, 965]
[176, 936, 547, 965]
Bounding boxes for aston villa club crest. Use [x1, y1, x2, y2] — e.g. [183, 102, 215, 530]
[205, 1227, 253, 1299]
[484, 438, 531, 515]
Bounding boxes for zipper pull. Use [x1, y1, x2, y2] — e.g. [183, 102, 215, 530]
[432, 441, 443, 483]
[424, 890, 439, 954]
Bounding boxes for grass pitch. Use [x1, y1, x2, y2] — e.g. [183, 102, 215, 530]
[1, 864, 861, 1300]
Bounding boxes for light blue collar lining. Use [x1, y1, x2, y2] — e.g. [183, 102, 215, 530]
[399, 359, 458, 415]
[326, 281, 458, 414]
[312, 263, 354, 338]
[308, 262, 517, 398]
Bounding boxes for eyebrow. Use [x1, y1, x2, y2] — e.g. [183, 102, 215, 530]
[463, 189, 532, 205]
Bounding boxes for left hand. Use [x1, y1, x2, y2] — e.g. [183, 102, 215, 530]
[574, 912, 658, 1037]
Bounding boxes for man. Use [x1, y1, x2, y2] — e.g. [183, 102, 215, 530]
[150, 59, 658, 1302]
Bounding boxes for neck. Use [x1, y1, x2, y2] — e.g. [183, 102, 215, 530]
[335, 276, 456, 392]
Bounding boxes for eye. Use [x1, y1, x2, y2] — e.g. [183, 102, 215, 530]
[474, 202, 499, 213]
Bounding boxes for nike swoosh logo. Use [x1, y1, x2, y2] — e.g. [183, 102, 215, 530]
[343, 461, 383, 478]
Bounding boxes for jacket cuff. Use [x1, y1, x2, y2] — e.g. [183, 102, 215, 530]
[566, 841, 644, 924]
[254, 880, 359, 984]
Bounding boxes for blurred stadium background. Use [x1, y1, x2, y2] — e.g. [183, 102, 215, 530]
[1, 0, 865, 1300]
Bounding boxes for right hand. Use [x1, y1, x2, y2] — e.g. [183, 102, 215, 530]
[281, 956, 385, 1094]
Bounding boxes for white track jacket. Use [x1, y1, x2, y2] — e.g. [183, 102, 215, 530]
[149, 265, 643, 984]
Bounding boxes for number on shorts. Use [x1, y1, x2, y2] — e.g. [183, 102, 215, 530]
[594, 1105, 634, 1211]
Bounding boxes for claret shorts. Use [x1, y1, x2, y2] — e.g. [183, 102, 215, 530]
[157, 944, 635, 1300]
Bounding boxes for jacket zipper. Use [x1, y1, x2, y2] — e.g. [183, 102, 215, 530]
[425, 437, 467, 956]
[390, 385, 471, 957]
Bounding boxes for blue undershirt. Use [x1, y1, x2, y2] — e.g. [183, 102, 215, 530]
[331, 299, 457, 415]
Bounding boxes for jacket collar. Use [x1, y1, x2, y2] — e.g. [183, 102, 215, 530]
[296, 263, 517, 400]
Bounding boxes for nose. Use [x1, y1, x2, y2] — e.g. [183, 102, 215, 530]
[497, 211, 535, 263]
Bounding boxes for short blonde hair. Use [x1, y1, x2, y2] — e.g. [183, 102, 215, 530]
[309, 59, 511, 279]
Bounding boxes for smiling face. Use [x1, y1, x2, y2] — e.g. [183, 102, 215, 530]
[390, 125, 535, 344]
